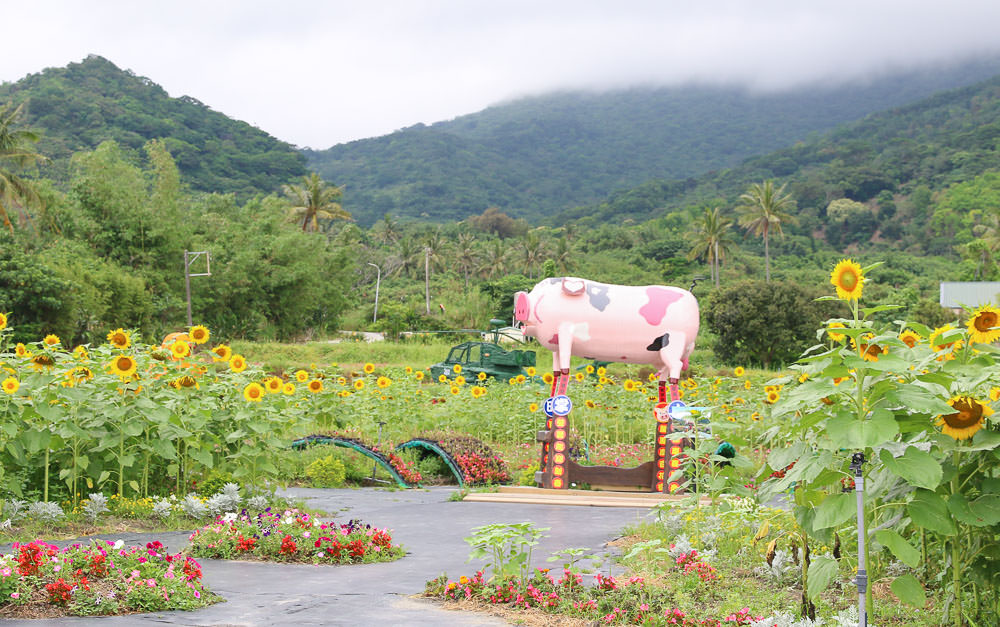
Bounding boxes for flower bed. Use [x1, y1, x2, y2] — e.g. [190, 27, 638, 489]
[426, 569, 762, 626]
[418, 431, 511, 485]
[187, 509, 405, 564]
[0, 539, 215, 618]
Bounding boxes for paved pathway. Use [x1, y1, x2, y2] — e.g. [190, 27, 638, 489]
[5, 487, 655, 626]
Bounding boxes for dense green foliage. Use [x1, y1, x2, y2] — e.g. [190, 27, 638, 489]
[0, 55, 306, 196]
[306, 59, 1000, 226]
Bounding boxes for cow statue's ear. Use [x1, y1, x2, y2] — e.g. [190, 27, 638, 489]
[561, 277, 586, 296]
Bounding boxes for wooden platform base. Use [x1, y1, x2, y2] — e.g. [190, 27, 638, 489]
[462, 486, 713, 508]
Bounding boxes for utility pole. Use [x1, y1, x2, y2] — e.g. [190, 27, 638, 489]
[367, 262, 381, 323]
[424, 247, 431, 315]
[184, 250, 211, 326]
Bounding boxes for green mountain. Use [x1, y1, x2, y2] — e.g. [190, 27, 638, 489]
[558, 71, 1000, 257]
[0, 55, 306, 196]
[305, 58, 1000, 226]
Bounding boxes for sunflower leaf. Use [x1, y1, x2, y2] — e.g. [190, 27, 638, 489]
[825, 409, 899, 449]
[860, 304, 903, 317]
[861, 261, 885, 273]
[878, 446, 941, 490]
[806, 555, 840, 600]
[875, 529, 921, 568]
[814, 295, 840, 302]
[891, 574, 926, 608]
[907, 490, 956, 536]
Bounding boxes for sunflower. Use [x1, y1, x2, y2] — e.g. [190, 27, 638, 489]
[542, 372, 554, 384]
[929, 325, 963, 360]
[529, 402, 539, 413]
[176, 375, 198, 389]
[827, 322, 847, 343]
[110, 355, 137, 378]
[450, 386, 460, 395]
[229, 355, 247, 373]
[376, 376, 391, 389]
[585, 364, 595, 374]
[30, 354, 55, 371]
[0, 312, 6, 330]
[937, 396, 993, 440]
[526, 366, 537, 376]
[189, 325, 210, 344]
[852, 333, 888, 362]
[575, 372, 585, 382]
[265, 376, 284, 393]
[798, 372, 810, 383]
[452, 364, 463, 374]
[243, 382, 264, 402]
[69, 366, 94, 383]
[751, 412, 761, 422]
[14, 343, 28, 358]
[597, 366, 607, 377]
[765, 390, 780, 404]
[415, 371, 425, 381]
[734, 366, 745, 377]
[404, 365, 413, 374]
[471, 386, 486, 398]
[107, 328, 131, 349]
[212, 344, 233, 362]
[310, 379, 325, 393]
[2, 377, 18, 395]
[283, 383, 296, 395]
[899, 329, 922, 348]
[477, 371, 487, 381]
[599, 376, 609, 385]
[170, 340, 190, 359]
[73, 345, 89, 361]
[830, 259, 864, 301]
[648, 373, 658, 382]
[353, 379, 364, 391]
[516, 374, 526, 384]
[623, 379, 637, 392]
[991, 387, 1000, 403]
[454, 375, 466, 386]
[336, 376, 347, 385]
[43, 334, 60, 346]
[966, 305, 1000, 344]
[364, 362, 375, 374]
[585, 399, 596, 409]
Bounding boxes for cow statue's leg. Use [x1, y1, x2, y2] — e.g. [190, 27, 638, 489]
[555, 322, 575, 395]
[658, 331, 688, 401]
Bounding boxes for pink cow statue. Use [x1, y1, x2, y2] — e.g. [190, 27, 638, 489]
[514, 277, 699, 401]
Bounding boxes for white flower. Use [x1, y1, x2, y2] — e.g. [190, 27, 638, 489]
[222, 512, 237, 523]
[312, 519, 320, 527]
[113, 540, 124, 550]
[303, 531, 310, 538]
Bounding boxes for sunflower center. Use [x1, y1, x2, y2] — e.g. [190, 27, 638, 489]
[943, 399, 984, 429]
[838, 270, 857, 290]
[974, 311, 998, 332]
[117, 357, 133, 370]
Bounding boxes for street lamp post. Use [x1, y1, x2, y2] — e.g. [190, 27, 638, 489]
[367, 262, 381, 324]
[183, 250, 211, 326]
[424, 247, 431, 315]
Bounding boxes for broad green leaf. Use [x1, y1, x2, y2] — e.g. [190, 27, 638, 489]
[885, 386, 954, 415]
[98, 470, 111, 485]
[188, 447, 214, 468]
[825, 410, 899, 449]
[964, 429, 1000, 452]
[907, 490, 956, 536]
[890, 574, 926, 608]
[875, 529, 920, 568]
[120, 419, 145, 437]
[77, 455, 89, 471]
[806, 555, 840, 600]
[768, 441, 807, 472]
[878, 447, 941, 490]
[21, 429, 51, 453]
[128, 480, 140, 494]
[948, 493, 1000, 527]
[814, 493, 857, 530]
[858, 354, 909, 372]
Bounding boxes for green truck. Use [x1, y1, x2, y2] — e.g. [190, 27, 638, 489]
[428, 320, 536, 380]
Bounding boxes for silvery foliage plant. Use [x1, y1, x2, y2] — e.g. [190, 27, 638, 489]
[82, 493, 109, 522]
[205, 483, 242, 515]
[152, 498, 173, 520]
[247, 495, 269, 511]
[2, 498, 28, 524]
[27, 501, 65, 524]
[750, 606, 862, 627]
[182, 494, 208, 519]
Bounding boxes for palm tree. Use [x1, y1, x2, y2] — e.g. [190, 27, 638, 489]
[687, 207, 734, 287]
[969, 213, 1000, 279]
[479, 239, 508, 278]
[390, 237, 422, 278]
[521, 231, 544, 279]
[373, 213, 400, 246]
[453, 232, 479, 290]
[283, 172, 351, 232]
[0, 103, 47, 234]
[551, 237, 576, 274]
[735, 180, 797, 282]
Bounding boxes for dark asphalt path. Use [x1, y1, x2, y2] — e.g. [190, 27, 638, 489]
[4, 487, 654, 626]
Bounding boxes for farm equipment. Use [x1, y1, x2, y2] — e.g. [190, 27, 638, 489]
[428, 319, 536, 380]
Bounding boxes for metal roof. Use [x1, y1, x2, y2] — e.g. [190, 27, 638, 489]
[940, 282, 1000, 308]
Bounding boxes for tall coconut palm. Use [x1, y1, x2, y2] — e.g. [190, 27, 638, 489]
[551, 237, 576, 274]
[521, 231, 544, 279]
[373, 213, 400, 246]
[735, 180, 797, 282]
[0, 103, 47, 234]
[453, 231, 479, 290]
[687, 207, 734, 287]
[283, 172, 351, 232]
[479, 239, 508, 278]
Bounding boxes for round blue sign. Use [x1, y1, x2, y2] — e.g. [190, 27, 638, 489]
[542, 397, 555, 417]
[552, 395, 573, 416]
[667, 400, 687, 418]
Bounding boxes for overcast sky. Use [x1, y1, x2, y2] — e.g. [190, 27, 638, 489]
[5, 1, 1000, 148]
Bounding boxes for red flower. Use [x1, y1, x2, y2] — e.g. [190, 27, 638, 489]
[280, 535, 297, 555]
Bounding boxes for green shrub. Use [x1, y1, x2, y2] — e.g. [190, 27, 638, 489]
[305, 455, 346, 488]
